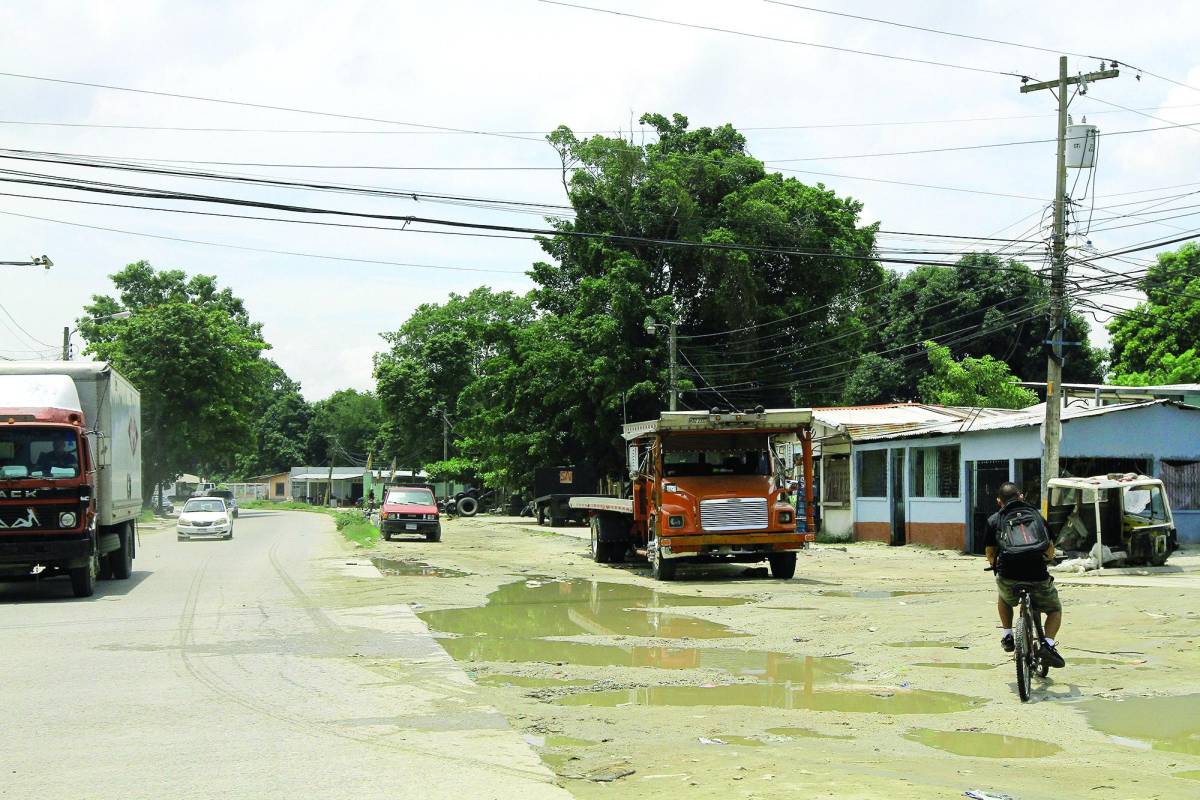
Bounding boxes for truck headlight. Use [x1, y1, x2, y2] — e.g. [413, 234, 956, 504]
[779, 511, 794, 524]
[668, 515, 684, 528]
[59, 511, 78, 528]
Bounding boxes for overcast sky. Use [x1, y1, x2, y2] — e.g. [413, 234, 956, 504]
[3, 1, 1198, 399]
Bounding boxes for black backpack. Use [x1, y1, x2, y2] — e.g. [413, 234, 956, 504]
[996, 505, 1051, 557]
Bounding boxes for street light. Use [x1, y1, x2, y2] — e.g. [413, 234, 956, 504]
[0, 254, 52, 269]
[63, 310, 131, 360]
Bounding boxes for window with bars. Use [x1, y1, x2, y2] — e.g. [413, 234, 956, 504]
[857, 450, 887, 498]
[1161, 460, 1200, 511]
[823, 455, 850, 504]
[911, 445, 961, 498]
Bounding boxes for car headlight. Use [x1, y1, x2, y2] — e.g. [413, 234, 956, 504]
[668, 515, 685, 528]
[59, 511, 78, 528]
[426, 514, 437, 521]
[779, 511, 794, 524]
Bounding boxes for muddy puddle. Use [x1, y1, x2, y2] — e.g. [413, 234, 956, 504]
[912, 662, 997, 670]
[766, 726, 853, 740]
[1175, 769, 1200, 781]
[475, 674, 594, 689]
[560, 684, 986, 714]
[370, 557, 469, 578]
[419, 579, 750, 640]
[904, 728, 1060, 758]
[1081, 694, 1200, 755]
[819, 590, 931, 599]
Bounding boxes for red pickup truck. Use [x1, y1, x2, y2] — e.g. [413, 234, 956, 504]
[379, 485, 441, 542]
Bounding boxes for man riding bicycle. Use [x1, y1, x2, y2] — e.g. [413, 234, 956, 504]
[983, 482, 1066, 669]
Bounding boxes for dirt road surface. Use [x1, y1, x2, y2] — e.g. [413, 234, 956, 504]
[370, 515, 1200, 800]
[0, 510, 570, 800]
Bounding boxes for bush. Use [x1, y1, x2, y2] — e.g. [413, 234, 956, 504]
[333, 510, 361, 530]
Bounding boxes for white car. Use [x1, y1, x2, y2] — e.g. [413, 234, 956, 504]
[177, 497, 234, 540]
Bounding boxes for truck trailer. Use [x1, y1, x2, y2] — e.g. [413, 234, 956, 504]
[571, 409, 815, 581]
[0, 361, 142, 597]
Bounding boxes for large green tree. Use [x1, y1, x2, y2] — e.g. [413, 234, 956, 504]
[80, 261, 270, 500]
[307, 389, 383, 466]
[1109, 243, 1200, 382]
[842, 254, 1104, 404]
[917, 342, 1039, 409]
[234, 361, 312, 477]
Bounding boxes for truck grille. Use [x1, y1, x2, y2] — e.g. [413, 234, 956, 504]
[699, 498, 768, 531]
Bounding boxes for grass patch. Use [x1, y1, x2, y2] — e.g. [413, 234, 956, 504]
[242, 500, 313, 511]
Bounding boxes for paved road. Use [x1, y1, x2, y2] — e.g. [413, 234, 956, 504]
[0, 511, 570, 800]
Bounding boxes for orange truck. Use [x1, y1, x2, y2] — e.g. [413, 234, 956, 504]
[571, 409, 815, 580]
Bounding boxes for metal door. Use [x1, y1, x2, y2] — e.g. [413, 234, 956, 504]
[890, 448, 906, 546]
[969, 460, 1011, 554]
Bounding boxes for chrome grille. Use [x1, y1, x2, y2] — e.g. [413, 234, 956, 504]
[699, 498, 768, 531]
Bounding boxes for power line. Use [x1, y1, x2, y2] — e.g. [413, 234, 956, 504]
[538, 1, 1033, 79]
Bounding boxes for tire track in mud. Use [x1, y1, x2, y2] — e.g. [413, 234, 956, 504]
[171, 534, 560, 785]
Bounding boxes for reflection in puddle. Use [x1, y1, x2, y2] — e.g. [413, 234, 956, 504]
[439, 636, 853, 682]
[820, 590, 931, 599]
[1081, 694, 1200, 756]
[912, 662, 997, 671]
[420, 579, 749, 640]
[475, 674, 594, 689]
[559, 684, 985, 714]
[886, 640, 969, 649]
[766, 726, 853, 740]
[904, 728, 1060, 758]
[370, 557, 469, 578]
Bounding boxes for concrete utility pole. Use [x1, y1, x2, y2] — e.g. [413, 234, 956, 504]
[62, 326, 71, 360]
[668, 318, 678, 412]
[1021, 56, 1118, 510]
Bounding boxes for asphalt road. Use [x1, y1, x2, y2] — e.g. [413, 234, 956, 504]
[0, 510, 570, 800]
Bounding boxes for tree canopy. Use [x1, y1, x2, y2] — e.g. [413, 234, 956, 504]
[917, 342, 1039, 409]
[1109, 243, 1200, 384]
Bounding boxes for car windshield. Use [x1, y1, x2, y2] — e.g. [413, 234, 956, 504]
[183, 499, 226, 514]
[1124, 486, 1169, 524]
[385, 489, 434, 505]
[0, 428, 81, 479]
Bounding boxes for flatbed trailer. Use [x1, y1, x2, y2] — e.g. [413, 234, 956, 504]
[571, 409, 815, 581]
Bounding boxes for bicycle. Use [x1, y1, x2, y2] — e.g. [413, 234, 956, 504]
[987, 566, 1049, 702]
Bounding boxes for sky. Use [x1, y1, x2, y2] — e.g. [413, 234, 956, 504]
[2, 0, 1199, 399]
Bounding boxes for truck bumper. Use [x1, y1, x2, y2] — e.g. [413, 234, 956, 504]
[659, 532, 813, 557]
[0, 535, 93, 566]
[381, 519, 439, 536]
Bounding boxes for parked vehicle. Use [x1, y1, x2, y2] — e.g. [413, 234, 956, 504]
[0, 361, 141, 597]
[209, 488, 239, 518]
[381, 485, 441, 542]
[534, 465, 597, 527]
[1047, 473, 1178, 567]
[177, 497, 234, 540]
[571, 409, 816, 581]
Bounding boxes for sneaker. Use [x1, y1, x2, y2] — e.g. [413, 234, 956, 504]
[1040, 641, 1066, 669]
[1000, 633, 1015, 653]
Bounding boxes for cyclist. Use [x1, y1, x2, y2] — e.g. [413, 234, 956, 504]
[983, 481, 1066, 669]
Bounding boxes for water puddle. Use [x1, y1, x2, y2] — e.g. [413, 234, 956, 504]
[524, 733, 597, 748]
[1175, 770, 1200, 781]
[439, 636, 853, 682]
[476, 674, 594, 689]
[886, 640, 969, 649]
[559, 684, 986, 714]
[766, 726, 853, 740]
[819, 590, 931, 599]
[1081, 694, 1200, 756]
[912, 662, 997, 671]
[370, 557, 469, 578]
[419, 579, 750, 640]
[904, 728, 1060, 758]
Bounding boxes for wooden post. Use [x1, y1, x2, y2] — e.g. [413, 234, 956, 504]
[801, 429, 815, 534]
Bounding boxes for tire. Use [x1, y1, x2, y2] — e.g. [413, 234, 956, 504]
[384, 532, 392, 541]
[590, 518, 615, 563]
[427, 525, 442, 543]
[1014, 610, 1032, 702]
[458, 496, 479, 517]
[69, 553, 98, 598]
[109, 524, 134, 580]
[768, 552, 797, 580]
[537, 505, 547, 525]
[651, 546, 677, 581]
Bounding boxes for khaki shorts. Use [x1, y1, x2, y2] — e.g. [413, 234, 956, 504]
[996, 576, 1062, 613]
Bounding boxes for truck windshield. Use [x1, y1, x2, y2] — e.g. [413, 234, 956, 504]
[0, 429, 80, 479]
[385, 489, 434, 505]
[662, 436, 771, 477]
[1124, 486, 1169, 524]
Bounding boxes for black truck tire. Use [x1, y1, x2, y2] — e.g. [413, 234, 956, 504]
[651, 546, 677, 581]
[70, 553, 98, 598]
[768, 552, 797, 580]
[458, 496, 479, 517]
[427, 525, 442, 543]
[109, 523, 134, 580]
[537, 504, 547, 525]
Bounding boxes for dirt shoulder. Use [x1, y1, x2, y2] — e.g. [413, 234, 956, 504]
[332, 516, 1200, 800]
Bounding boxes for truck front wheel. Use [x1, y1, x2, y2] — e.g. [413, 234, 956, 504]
[69, 553, 98, 598]
[768, 552, 797, 580]
[651, 547, 677, 581]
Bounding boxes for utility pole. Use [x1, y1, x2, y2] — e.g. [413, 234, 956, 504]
[1021, 56, 1118, 511]
[668, 318, 678, 412]
[62, 326, 71, 360]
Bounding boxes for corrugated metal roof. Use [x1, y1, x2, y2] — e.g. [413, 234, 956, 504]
[856, 399, 1195, 442]
[813, 403, 1013, 440]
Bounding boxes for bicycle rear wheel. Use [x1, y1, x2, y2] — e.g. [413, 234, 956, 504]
[1014, 601, 1033, 702]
